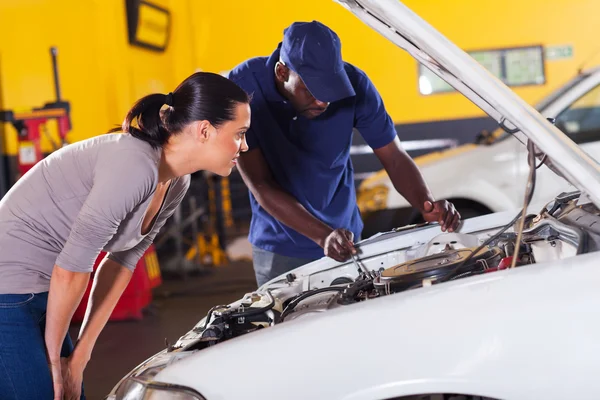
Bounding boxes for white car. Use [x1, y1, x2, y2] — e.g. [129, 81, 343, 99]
[107, 0, 600, 399]
[358, 62, 600, 235]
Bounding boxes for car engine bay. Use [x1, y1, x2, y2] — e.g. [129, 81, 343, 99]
[167, 191, 600, 353]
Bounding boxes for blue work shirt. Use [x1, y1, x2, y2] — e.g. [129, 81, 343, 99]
[228, 45, 397, 259]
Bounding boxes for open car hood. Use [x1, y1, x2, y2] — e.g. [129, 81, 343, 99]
[335, 0, 600, 207]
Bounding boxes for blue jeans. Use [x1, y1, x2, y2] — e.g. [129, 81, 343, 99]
[0, 292, 86, 400]
[252, 246, 318, 286]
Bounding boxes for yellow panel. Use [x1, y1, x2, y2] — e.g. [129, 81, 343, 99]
[188, 0, 600, 126]
[2, 0, 600, 157]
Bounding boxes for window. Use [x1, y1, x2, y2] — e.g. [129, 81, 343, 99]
[419, 45, 545, 95]
[555, 84, 600, 144]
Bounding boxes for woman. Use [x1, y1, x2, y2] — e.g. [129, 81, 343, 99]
[0, 72, 250, 399]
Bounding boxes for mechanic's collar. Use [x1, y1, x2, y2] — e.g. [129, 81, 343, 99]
[261, 44, 288, 103]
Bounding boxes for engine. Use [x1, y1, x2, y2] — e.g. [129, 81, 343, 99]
[186, 237, 533, 350]
[180, 191, 600, 351]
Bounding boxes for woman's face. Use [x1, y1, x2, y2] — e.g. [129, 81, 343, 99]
[205, 102, 251, 176]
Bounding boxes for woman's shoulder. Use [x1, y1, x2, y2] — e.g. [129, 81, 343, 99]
[86, 133, 160, 195]
[66, 132, 158, 161]
[102, 132, 157, 155]
[95, 133, 160, 168]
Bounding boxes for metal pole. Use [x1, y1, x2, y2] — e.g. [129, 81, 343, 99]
[50, 47, 62, 102]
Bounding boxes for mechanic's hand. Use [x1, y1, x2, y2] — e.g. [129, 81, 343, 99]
[61, 355, 85, 400]
[422, 200, 461, 232]
[323, 228, 357, 262]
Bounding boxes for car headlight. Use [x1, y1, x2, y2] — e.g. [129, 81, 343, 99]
[106, 349, 204, 400]
[114, 378, 205, 399]
[357, 184, 389, 213]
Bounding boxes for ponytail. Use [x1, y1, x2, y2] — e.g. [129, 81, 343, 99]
[112, 72, 250, 149]
[115, 93, 172, 149]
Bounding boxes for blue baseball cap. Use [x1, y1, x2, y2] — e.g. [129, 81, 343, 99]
[280, 21, 356, 103]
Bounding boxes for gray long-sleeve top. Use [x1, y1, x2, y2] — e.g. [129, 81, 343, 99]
[0, 133, 190, 294]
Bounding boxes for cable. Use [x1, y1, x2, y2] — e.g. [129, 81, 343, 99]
[454, 211, 521, 271]
[456, 139, 539, 271]
[535, 154, 548, 169]
[511, 140, 538, 268]
[280, 287, 346, 321]
[194, 304, 230, 332]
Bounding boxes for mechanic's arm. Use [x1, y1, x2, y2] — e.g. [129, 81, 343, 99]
[237, 148, 355, 261]
[374, 137, 460, 232]
[374, 136, 435, 209]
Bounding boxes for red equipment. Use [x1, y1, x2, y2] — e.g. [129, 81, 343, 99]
[484, 256, 513, 273]
[0, 47, 164, 322]
[0, 47, 71, 181]
[72, 245, 163, 322]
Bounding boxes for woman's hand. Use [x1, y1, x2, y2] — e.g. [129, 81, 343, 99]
[48, 359, 64, 400]
[62, 355, 86, 400]
[47, 350, 87, 399]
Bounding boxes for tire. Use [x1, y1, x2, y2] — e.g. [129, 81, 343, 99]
[457, 206, 489, 220]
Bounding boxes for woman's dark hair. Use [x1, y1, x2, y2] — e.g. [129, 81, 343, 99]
[113, 72, 250, 149]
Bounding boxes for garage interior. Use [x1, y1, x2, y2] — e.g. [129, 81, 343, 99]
[2, 0, 600, 399]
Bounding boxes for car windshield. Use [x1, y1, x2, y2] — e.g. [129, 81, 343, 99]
[476, 72, 591, 145]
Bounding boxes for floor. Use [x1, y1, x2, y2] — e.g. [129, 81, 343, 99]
[69, 260, 257, 399]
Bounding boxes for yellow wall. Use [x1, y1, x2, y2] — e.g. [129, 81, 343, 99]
[189, 0, 600, 124]
[2, 0, 599, 154]
[0, 0, 197, 154]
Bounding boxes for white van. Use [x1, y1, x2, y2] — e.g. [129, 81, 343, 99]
[358, 66, 600, 235]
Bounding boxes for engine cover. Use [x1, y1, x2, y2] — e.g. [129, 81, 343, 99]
[373, 245, 504, 294]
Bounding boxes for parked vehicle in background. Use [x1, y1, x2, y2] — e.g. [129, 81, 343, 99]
[359, 65, 600, 236]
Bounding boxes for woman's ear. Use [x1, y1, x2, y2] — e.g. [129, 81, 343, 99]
[195, 120, 212, 143]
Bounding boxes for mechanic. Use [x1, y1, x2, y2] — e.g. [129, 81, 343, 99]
[0, 72, 250, 400]
[228, 20, 461, 287]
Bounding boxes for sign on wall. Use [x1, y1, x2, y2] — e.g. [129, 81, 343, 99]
[125, 0, 171, 52]
[545, 44, 574, 61]
[419, 45, 546, 95]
